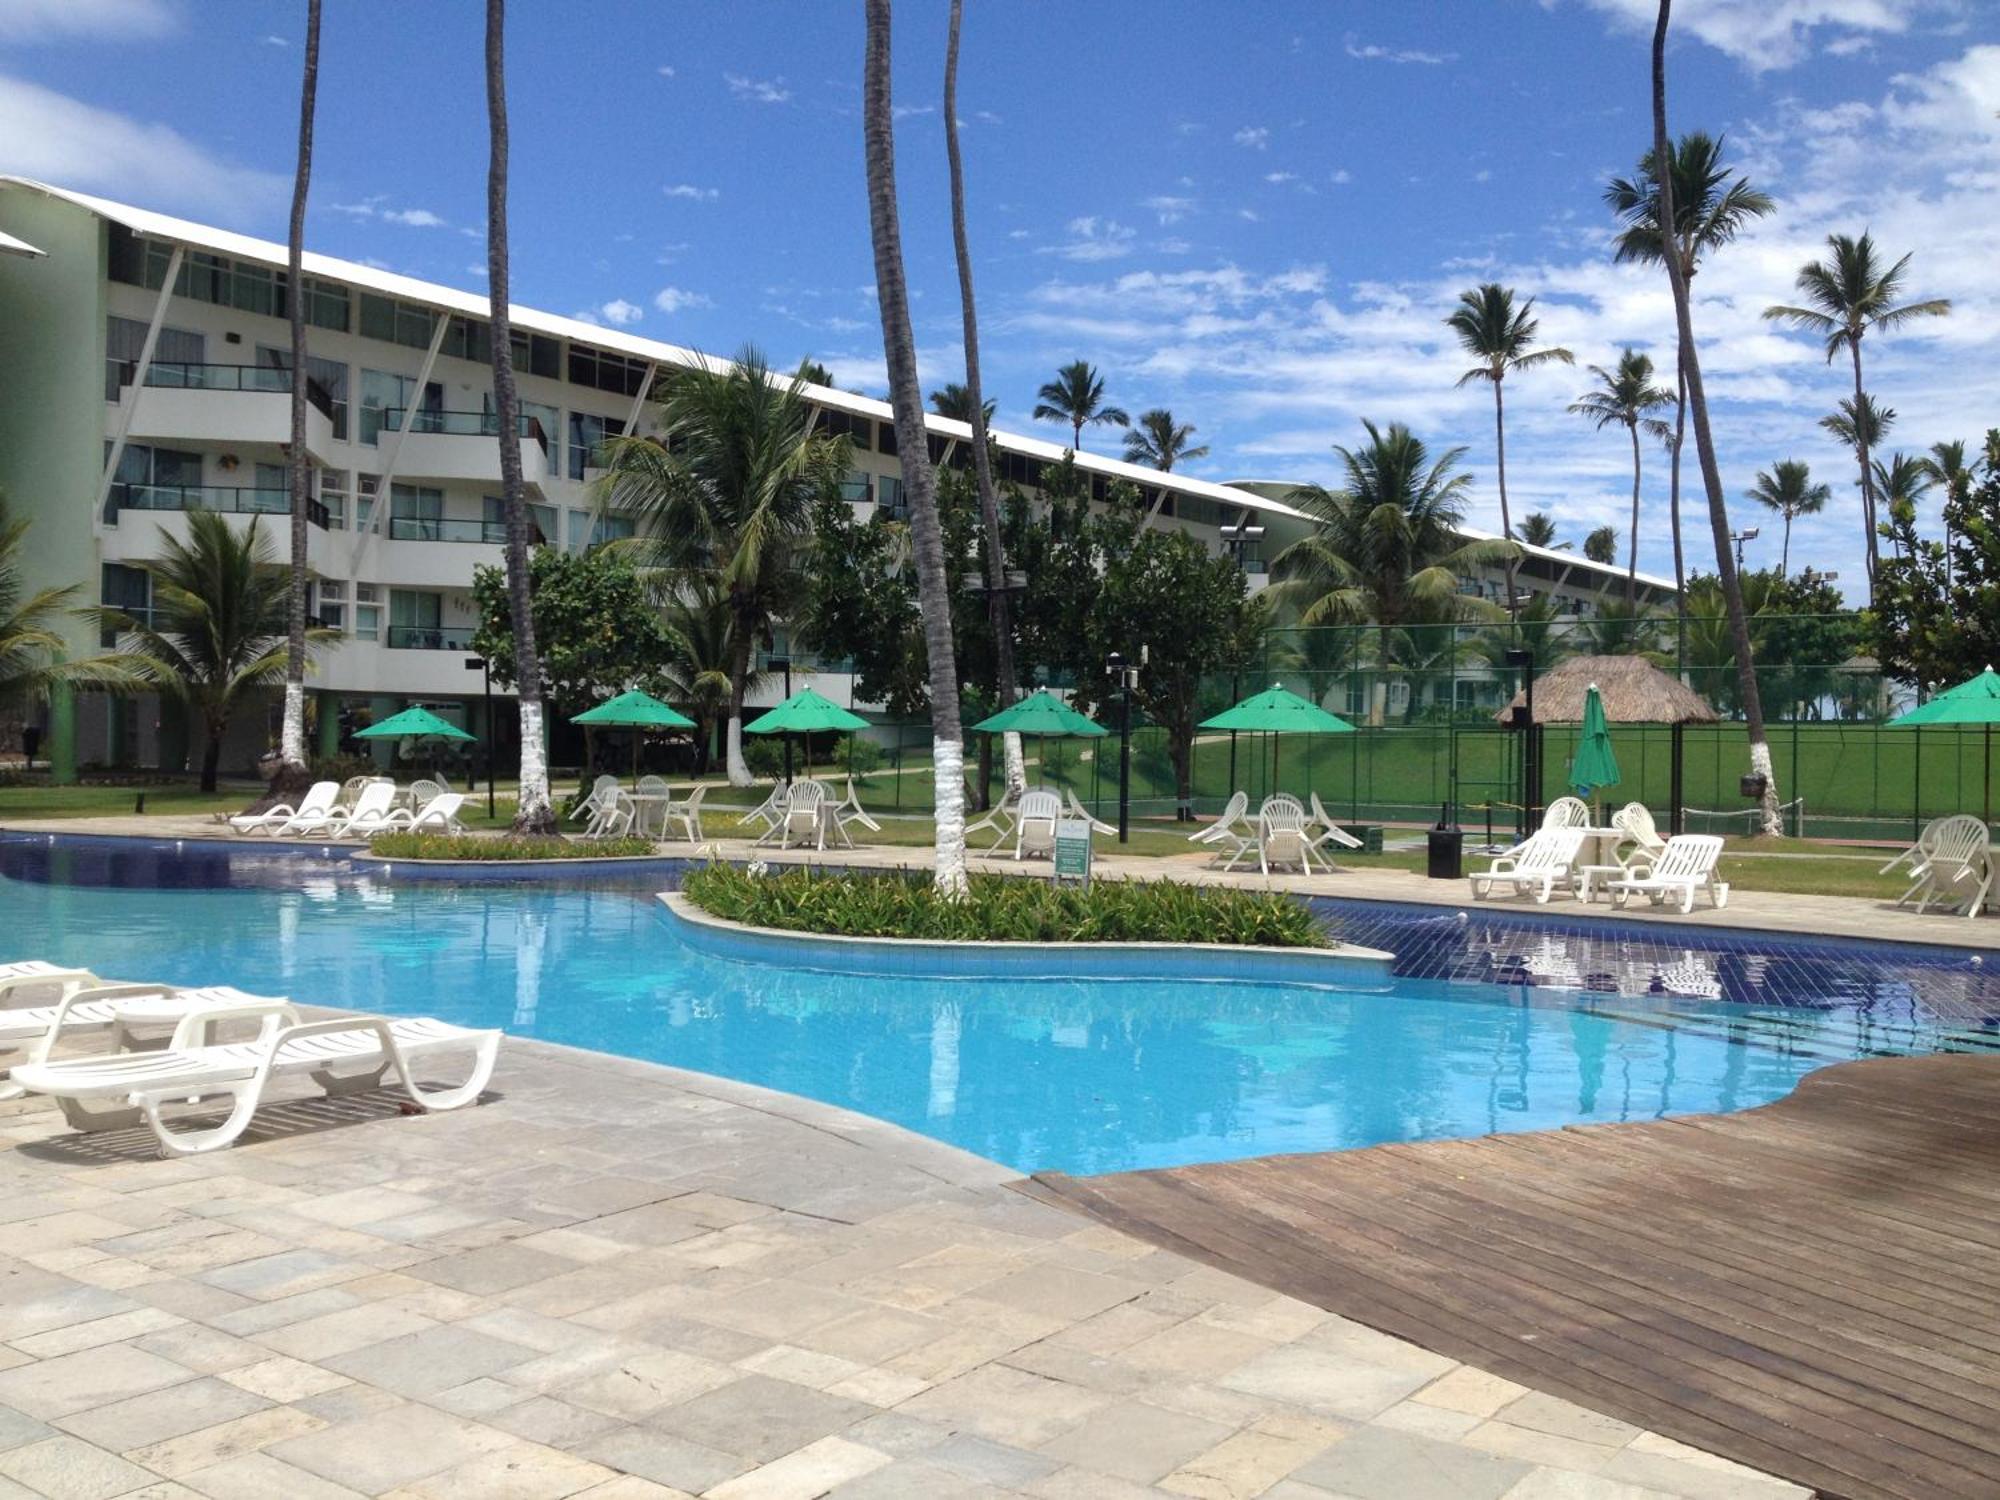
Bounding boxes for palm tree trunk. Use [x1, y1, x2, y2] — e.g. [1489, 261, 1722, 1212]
[1492, 378, 1517, 619]
[1780, 513, 1791, 577]
[1072, 417, 1082, 451]
[1849, 337, 1878, 604]
[201, 716, 223, 794]
[277, 0, 322, 785]
[1651, 0, 1781, 836]
[864, 0, 966, 892]
[1669, 354, 1688, 654]
[725, 607, 754, 785]
[1625, 418, 1641, 607]
[484, 0, 554, 834]
[943, 0, 1021, 803]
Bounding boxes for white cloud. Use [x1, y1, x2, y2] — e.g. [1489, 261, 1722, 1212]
[1330, 168, 1353, 184]
[1473, 169, 1493, 182]
[975, 109, 1004, 125]
[1238, 208, 1261, 222]
[724, 72, 791, 105]
[656, 64, 676, 77]
[1007, 228, 1031, 240]
[330, 199, 445, 228]
[263, 34, 287, 47]
[0, 0, 173, 41]
[1143, 194, 1195, 225]
[0, 74, 284, 222]
[892, 103, 935, 120]
[1343, 32, 1457, 65]
[1563, 0, 1942, 72]
[653, 286, 713, 315]
[663, 183, 720, 201]
[1038, 217, 1138, 262]
[1264, 171, 1298, 185]
[382, 207, 445, 228]
[595, 298, 644, 326]
[1233, 125, 1270, 149]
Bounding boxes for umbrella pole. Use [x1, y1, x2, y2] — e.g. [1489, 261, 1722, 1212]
[1986, 724, 1992, 827]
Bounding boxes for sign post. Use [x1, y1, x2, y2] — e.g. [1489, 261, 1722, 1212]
[1052, 818, 1093, 887]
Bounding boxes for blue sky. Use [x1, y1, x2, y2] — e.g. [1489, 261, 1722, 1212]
[3, 0, 1994, 600]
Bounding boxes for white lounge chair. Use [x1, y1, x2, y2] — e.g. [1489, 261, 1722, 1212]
[403, 792, 468, 835]
[1015, 789, 1063, 861]
[1604, 834, 1729, 913]
[11, 998, 501, 1157]
[0, 983, 282, 1099]
[1308, 793, 1365, 854]
[1883, 814, 1992, 918]
[780, 779, 830, 850]
[326, 781, 409, 839]
[229, 782, 338, 837]
[1469, 826, 1587, 904]
[664, 783, 708, 843]
[0, 962, 103, 1001]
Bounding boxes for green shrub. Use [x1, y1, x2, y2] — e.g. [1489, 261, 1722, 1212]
[680, 865, 1332, 947]
[370, 833, 656, 861]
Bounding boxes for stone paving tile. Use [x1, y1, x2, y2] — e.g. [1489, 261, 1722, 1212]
[0, 1433, 158, 1500]
[0, 1030, 1809, 1500]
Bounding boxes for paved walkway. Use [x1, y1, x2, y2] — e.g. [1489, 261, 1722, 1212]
[0, 1034, 1806, 1499]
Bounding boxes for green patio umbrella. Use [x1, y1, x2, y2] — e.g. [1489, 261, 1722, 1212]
[971, 689, 1105, 786]
[354, 705, 475, 776]
[571, 690, 695, 777]
[744, 687, 870, 783]
[1887, 665, 2000, 823]
[1199, 684, 1354, 785]
[1568, 683, 1622, 807]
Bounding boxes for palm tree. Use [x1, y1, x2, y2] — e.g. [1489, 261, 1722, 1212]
[103, 512, 333, 792]
[1870, 452, 1934, 563]
[1605, 130, 1772, 619]
[1581, 598, 1663, 658]
[1512, 512, 1567, 550]
[1445, 284, 1573, 618]
[276, 0, 322, 790]
[1270, 421, 1515, 725]
[864, 0, 967, 891]
[656, 581, 753, 775]
[1122, 408, 1209, 530]
[1583, 525, 1618, 564]
[599, 349, 846, 784]
[1924, 439, 1973, 590]
[482, 0, 555, 833]
[1649, 0, 1781, 835]
[1745, 460, 1830, 576]
[1032, 360, 1129, 451]
[1763, 233, 1951, 601]
[1567, 349, 1674, 604]
[1, 496, 144, 718]
[942, 0, 1023, 804]
[1820, 391, 1895, 456]
[928, 381, 996, 426]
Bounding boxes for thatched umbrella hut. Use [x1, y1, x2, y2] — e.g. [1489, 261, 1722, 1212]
[1496, 655, 1718, 834]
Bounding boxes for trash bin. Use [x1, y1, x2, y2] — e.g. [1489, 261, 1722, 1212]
[1427, 805, 1463, 880]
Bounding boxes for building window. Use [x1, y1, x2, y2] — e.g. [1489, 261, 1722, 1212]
[567, 413, 625, 480]
[359, 369, 441, 446]
[520, 400, 559, 459]
[440, 315, 493, 365]
[566, 509, 636, 554]
[388, 588, 443, 647]
[229, 263, 282, 317]
[105, 317, 205, 401]
[484, 495, 557, 546]
[256, 346, 351, 439]
[877, 421, 898, 457]
[389, 484, 444, 540]
[303, 278, 349, 332]
[315, 578, 346, 632]
[509, 330, 562, 379]
[566, 345, 648, 396]
[358, 294, 438, 350]
[816, 408, 872, 451]
[354, 583, 381, 641]
[99, 564, 152, 644]
[356, 474, 379, 531]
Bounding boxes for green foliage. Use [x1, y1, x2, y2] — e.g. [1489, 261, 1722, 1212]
[370, 833, 655, 861]
[1582, 524, 1618, 564]
[470, 547, 672, 715]
[681, 865, 1332, 947]
[1875, 429, 2000, 692]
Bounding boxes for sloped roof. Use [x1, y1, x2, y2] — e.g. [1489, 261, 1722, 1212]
[1495, 654, 1718, 725]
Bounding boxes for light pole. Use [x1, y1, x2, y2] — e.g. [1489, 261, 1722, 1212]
[462, 655, 494, 819]
[1503, 645, 1537, 839]
[1106, 650, 1137, 844]
[1730, 525, 1760, 573]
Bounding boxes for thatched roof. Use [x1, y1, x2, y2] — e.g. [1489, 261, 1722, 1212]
[1494, 654, 1719, 725]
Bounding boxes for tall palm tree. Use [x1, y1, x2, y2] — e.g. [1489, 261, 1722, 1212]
[1605, 130, 1772, 619]
[1445, 284, 1573, 619]
[1870, 452, 1934, 563]
[1, 496, 144, 717]
[599, 349, 846, 784]
[276, 0, 322, 790]
[1649, 0, 1781, 834]
[1763, 233, 1951, 600]
[1032, 360, 1128, 451]
[1820, 391, 1895, 456]
[942, 0, 1023, 804]
[1512, 512, 1566, 550]
[483, 0, 555, 832]
[1567, 349, 1673, 604]
[1924, 439, 1973, 590]
[656, 580, 754, 776]
[1745, 460, 1830, 577]
[864, 0, 967, 890]
[1122, 408, 1209, 530]
[927, 381, 996, 426]
[1583, 524, 1618, 564]
[103, 512, 334, 792]
[1270, 421, 1515, 725]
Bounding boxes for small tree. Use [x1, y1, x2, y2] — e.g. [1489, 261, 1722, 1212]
[1874, 428, 2000, 693]
[469, 547, 673, 723]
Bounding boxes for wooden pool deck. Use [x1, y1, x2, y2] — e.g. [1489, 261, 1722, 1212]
[1025, 1053, 2000, 1500]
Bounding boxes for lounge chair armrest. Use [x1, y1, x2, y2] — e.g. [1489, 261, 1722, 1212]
[168, 999, 301, 1051]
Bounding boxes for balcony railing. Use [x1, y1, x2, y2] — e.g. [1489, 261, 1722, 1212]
[116, 361, 335, 421]
[379, 407, 550, 457]
[385, 624, 478, 651]
[838, 477, 871, 505]
[109, 483, 330, 529]
[387, 516, 509, 545]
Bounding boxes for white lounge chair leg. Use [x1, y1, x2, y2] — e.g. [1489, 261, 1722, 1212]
[384, 1033, 500, 1113]
[137, 1087, 262, 1157]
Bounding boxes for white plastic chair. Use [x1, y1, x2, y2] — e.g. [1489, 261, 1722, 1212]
[1468, 826, 1587, 903]
[664, 784, 708, 843]
[1883, 814, 1992, 918]
[1190, 792, 1254, 867]
[1308, 793, 1365, 853]
[634, 775, 672, 838]
[1015, 790, 1063, 861]
[1610, 801, 1668, 872]
[781, 779, 830, 850]
[966, 784, 1021, 851]
[405, 779, 444, 813]
[1065, 790, 1116, 837]
[829, 777, 881, 848]
[1543, 796, 1591, 831]
[1256, 794, 1322, 876]
[739, 781, 787, 834]
[1605, 834, 1730, 913]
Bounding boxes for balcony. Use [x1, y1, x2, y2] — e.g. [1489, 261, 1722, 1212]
[114, 362, 336, 461]
[386, 624, 478, 651]
[379, 408, 551, 491]
[386, 516, 510, 545]
[108, 482, 331, 530]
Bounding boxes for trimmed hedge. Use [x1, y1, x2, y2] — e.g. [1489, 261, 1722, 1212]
[680, 864, 1332, 947]
[369, 833, 657, 861]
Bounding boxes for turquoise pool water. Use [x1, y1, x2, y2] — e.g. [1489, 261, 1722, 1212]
[6, 837, 1986, 1175]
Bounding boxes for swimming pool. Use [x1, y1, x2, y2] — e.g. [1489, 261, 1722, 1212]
[7, 833, 1997, 1176]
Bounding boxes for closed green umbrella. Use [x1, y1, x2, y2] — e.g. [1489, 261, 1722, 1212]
[745, 687, 870, 784]
[1888, 665, 2000, 823]
[1569, 683, 1621, 805]
[572, 690, 696, 777]
[1199, 684, 1354, 785]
